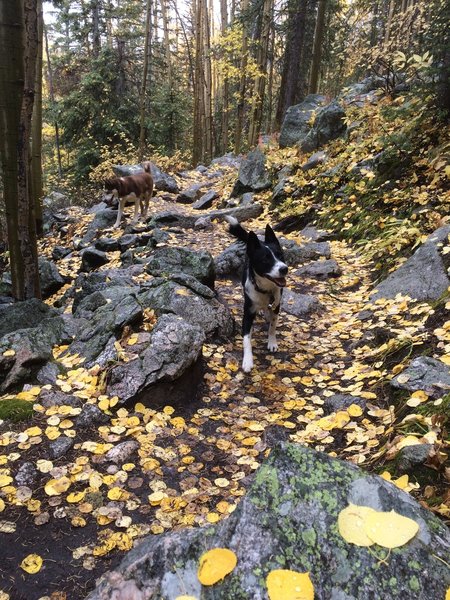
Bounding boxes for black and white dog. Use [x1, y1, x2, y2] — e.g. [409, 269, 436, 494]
[225, 216, 288, 372]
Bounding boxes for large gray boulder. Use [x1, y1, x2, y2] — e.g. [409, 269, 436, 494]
[300, 101, 347, 152]
[82, 209, 118, 244]
[106, 314, 205, 404]
[139, 276, 234, 339]
[145, 247, 216, 290]
[87, 444, 450, 600]
[38, 258, 66, 298]
[282, 289, 322, 317]
[390, 356, 450, 398]
[0, 299, 58, 338]
[371, 225, 450, 301]
[0, 307, 73, 392]
[231, 149, 271, 196]
[279, 94, 326, 148]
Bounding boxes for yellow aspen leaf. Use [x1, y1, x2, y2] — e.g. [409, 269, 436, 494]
[0, 499, 4, 512]
[439, 355, 450, 366]
[148, 491, 165, 505]
[380, 471, 392, 481]
[364, 510, 419, 548]
[44, 476, 71, 496]
[214, 478, 230, 488]
[206, 512, 220, 523]
[396, 436, 422, 450]
[446, 586, 450, 600]
[127, 334, 139, 346]
[24, 426, 42, 437]
[266, 569, 314, 600]
[20, 554, 43, 574]
[0, 475, 13, 488]
[67, 491, 86, 503]
[2, 349, 15, 357]
[338, 504, 377, 547]
[175, 596, 198, 600]
[197, 548, 237, 586]
[347, 404, 363, 417]
[150, 524, 164, 534]
[71, 516, 87, 527]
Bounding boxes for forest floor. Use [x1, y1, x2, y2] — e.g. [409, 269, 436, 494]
[0, 167, 449, 600]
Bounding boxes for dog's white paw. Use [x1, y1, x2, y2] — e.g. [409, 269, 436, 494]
[267, 337, 278, 352]
[242, 355, 254, 372]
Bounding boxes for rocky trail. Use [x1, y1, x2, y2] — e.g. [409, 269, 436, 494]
[0, 158, 449, 600]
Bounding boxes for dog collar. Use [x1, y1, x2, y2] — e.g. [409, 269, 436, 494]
[250, 270, 271, 295]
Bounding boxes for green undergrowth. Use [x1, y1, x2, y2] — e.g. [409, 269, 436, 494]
[0, 399, 34, 423]
[271, 93, 450, 277]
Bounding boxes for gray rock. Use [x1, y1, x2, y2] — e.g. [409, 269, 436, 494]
[279, 94, 326, 148]
[0, 299, 58, 338]
[194, 217, 213, 231]
[196, 165, 208, 173]
[283, 239, 331, 264]
[104, 441, 139, 464]
[301, 150, 327, 171]
[15, 462, 38, 487]
[38, 258, 66, 298]
[339, 77, 384, 103]
[49, 436, 75, 459]
[192, 189, 219, 210]
[43, 191, 70, 210]
[231, 149, 271, 196]
[80, 247, 109, 272]
[75, 404, 109, 428]
[0, 312, 72, 392]
[145, 247, 216, 289]
[118, 234, 139, 252]
[94, 237, 118, 252]
[300, 226, 331, 242]
[215, 242, 247, 279]
[139, 279, 233, 340]
[370, 225, 450, 301]
[397, 444, 433, 473]
[390, 356, 450, 398]
[36, 361, 65, 385]
[323, 394, 366, 415]
[106, 315, 205, 404]
[300, 101, 347, 152]
[177, 184, 204, 204]
[51, 245, 71, 261]
[39, 390, 82, 408]
[296, 259, 342, 279]
[82, 209, 118, 244]
[87, 444, 450, 600]
[240, 192, 254, 206]
[282, 290, 322, 317]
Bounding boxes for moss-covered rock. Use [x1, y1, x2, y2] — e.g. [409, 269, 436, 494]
[86, 444, 450, 600]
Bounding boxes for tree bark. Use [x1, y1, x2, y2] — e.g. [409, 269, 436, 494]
[247, 0, 273, 147]
[44, 24, 62, 178]
[274, 0, 308, 130]
[193, 0, 205, 164]
[0, 0, 40, 299]
[308, 0, 327, 94]
[31, 0, 43, 236]
[92, 0, 101, 57]
[233, 0, 249, 154]
[384, 0, 396, 44]
[139, 0, 152, 160]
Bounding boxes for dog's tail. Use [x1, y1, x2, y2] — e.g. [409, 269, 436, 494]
[142, 161, 152, 174]
[224, 215, 248, 243]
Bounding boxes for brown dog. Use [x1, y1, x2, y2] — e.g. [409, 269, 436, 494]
[103, 163, 154, 228]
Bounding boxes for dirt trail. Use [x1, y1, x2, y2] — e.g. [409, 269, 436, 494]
[0, 177, 427, 600]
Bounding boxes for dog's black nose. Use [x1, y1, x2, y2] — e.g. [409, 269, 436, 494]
[279, 265, 288, 276]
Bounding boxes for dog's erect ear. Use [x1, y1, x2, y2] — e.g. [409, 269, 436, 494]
[265, 224, 281, 248]
[247, 231, 261, 253]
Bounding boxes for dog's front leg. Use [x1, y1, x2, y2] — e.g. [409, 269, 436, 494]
[242, 300, 256, 372]
[132, 197, 140, 223]
[142, 193, 149, 220]
[267, 302, 281, 352]
[113, 199, 124, 228]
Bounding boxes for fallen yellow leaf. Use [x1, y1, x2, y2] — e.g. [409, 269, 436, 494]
[338, 504, 377, 547]
[197, 548, 237, 586]
[364, 509, 419, 548]
[20, 553, 43, 574]
[266, 569, 314, 600]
